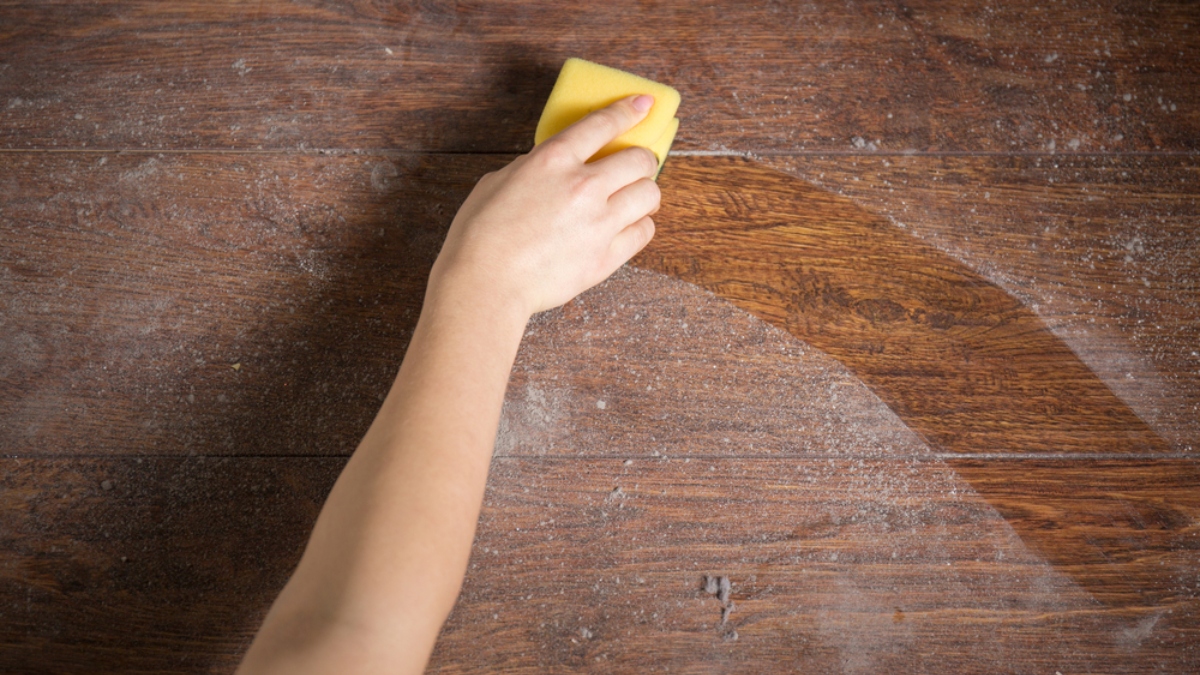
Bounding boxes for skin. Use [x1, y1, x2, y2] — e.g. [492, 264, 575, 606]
[237, 94, 662, 675]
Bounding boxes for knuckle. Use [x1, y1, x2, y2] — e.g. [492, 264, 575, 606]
[569, 171, 603, 200]
[535, 139, 575, 167]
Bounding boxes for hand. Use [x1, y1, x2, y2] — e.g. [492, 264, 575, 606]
[429, 94, 662, 317]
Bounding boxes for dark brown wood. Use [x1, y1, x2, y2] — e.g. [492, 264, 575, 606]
[3, 1, 1198, 667]
[2, 456, 1196, 673]
[5, 154, 1193, 461]
[945, 458, 1200, 608]
[444, 457, 1200, 673]
[635, 158, 1200, 610]
[0, 456, 344, 674]
[0, 152, 504, 456]
[5, 151, 1195, 623]
[2, 1, 1198, 152]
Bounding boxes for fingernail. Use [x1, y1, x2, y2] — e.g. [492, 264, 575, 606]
[632, 95, 654, 113]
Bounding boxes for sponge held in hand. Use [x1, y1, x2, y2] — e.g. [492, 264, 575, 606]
[534, 58, 681, 177]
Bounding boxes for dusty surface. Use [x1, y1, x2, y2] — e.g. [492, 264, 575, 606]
[2, 1, 1198, 672]
[443, 268, 1191, 673]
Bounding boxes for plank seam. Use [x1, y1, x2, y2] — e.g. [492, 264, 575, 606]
[6, 453, 1196, 461]
[1, 149, 1197, 158]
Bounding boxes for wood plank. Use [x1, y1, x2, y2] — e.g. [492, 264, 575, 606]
[446, 457, 1200, 673]
[502, 265, 928, 462]
[945, 458, 1200, 608]
[0, 152, 505, 455]
[6, 154, 1192, 462]
[4, 153, 1195, 620]
[0, 456, 343, 674]
[2, 1, 1198, 152]
[641, 157, 1178, 457]
[762, 154, 1200, 452]
[1, 456, 1196, 673]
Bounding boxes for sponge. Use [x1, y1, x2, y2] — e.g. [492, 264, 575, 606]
[534, 58, 681, 177]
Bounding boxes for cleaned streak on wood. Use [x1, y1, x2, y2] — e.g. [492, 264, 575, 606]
[639, 157, 1168, 458]
[763, 154, 1200, 452]
[3, 151, 1195, 614]
[636, 157, 1197, 609]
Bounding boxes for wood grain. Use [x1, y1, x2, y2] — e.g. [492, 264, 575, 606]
[1, 456, 1196, 673]
[0, 456, 343, 674]
[634, 158, 1199, 608]
[446, 457, 1200, 673]
[3, 151, 1197, 668]
[763, 154, 1200, 451]
[0, 152, 504, 456]
[2, 0, 1197, 152]
[4, 154, 1189, 461]
[640, 157, 1172, 457]
[945, 458, 1200, 608]
[6, 151, 1194, 602]
[4, 1, 1199, 671]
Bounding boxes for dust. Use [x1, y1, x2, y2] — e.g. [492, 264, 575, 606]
[500, 266, 932, 462]
[0, 152, 412, 455]
[1117, 609, 1166, 650]
[463, 267, 1137, 672]
[494, 384, 571, 457]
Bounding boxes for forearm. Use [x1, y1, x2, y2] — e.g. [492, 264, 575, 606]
[240, 276, 529, 674]
[239, 95, 661, 675]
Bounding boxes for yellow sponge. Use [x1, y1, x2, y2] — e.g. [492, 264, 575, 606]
[646, 117, 680, 171]
[534, 58, 681, 177]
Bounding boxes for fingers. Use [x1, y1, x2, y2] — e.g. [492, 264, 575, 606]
[602, 216, 656, 275]
[606, 177, 661, 231]
[590, 145, 659, 194]
[550, 95, 655, 163]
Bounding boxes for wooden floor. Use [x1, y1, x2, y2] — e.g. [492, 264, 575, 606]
[2, 2, 1198, 673]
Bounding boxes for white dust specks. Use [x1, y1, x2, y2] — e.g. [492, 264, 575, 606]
[495, 384, 570, 457]
[118, 157, 160, 184]
[475, 267, 1104, 669]
[851, 136, 879, 151]
[369, 161, 399, 193]
[1117, 610, 1165, 649]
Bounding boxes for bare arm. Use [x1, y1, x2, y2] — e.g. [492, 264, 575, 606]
[237, 94, 661, 675]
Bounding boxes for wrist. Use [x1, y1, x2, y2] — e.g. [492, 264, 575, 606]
[424, 262, 534, 333]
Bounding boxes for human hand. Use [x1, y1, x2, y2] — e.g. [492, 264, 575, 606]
[428, 94, 662, 317]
